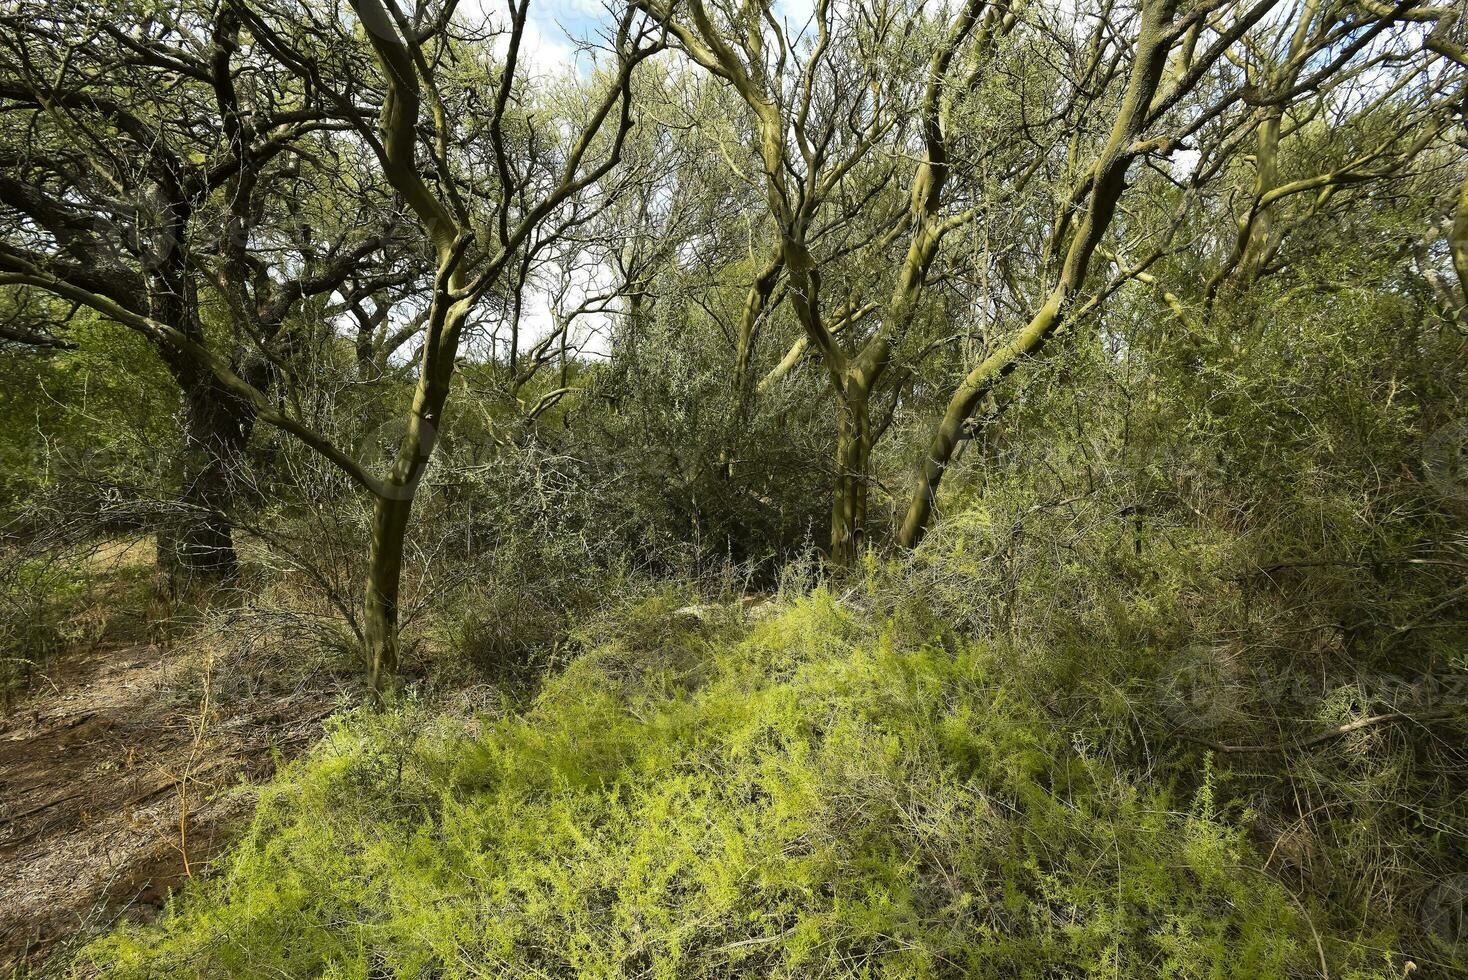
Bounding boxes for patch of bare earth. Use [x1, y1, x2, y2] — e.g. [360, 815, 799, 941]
[0, 639, 337, 973]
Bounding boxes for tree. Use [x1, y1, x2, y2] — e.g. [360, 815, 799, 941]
[0, 0, 403, 584]
[1, 0, 666, 693]
[894, 0, 1458, 547]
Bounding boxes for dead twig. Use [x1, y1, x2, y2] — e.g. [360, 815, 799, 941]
[1176, 709, 1460, 754]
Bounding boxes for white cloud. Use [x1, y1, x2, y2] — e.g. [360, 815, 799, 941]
[1169, 148, 1201, 178]
[518, 17, 577, 75]
[460, 0, 593, 75]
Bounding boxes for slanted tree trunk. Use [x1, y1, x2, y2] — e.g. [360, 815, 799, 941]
[1449, 173, 1468, 301]
[897, 0, 1179, 548]
[731, 249, 784, 416]
[1203, 1, 1315, 316]
[897, 289, 1067, 548]
[721, 250, 783, 479]
[348, 0, 657, 696]
[360, 293, 465, 695]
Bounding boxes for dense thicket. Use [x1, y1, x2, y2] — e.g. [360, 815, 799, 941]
[3, 0, 1468, 975]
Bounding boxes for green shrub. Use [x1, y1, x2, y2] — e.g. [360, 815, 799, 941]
[87, 593, 1362, 979]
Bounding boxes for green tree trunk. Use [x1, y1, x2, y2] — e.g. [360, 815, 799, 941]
[830, 386, 871, 565]
[897, 0, 1178, 548]
[364, 490, 413, 695]
[359, 297, 461, 697]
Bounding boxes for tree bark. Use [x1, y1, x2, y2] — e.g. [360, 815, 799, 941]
[359, 285, 464, 695]
[157, 366, 257, 590]
[897, 290, 1066, 548]
[364, 490, 412, 694]
[830, 384, 872, 565]
[731, 249, 783, 416]
[1451, 173, 1468, 301]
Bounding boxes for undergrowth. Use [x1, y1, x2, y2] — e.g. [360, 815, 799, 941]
[84, 588, 1416, 979]
[0, 540, 154, 706]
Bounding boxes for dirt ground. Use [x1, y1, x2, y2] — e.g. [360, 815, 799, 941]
[0, 633, 337, 974]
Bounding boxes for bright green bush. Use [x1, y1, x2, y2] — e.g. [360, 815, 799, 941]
[87, 592, 1369, 979]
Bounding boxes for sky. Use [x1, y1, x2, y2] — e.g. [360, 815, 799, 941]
[508, 0, 605, 74]
[448, 0, 639, 360]
[501, 0, 820, 73]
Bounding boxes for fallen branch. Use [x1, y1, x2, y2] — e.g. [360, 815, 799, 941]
[1176, 709, 1461, 754]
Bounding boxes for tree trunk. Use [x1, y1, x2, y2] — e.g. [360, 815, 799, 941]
[359, 299, 459, 697]
[830, 386, 871, 565]
[895, 296, 1064, 550]
[158, 371, 256, 590]
[1450, 172, 1468, 301]
[364, 491, 412, 696]
[731, 250, 784, 416]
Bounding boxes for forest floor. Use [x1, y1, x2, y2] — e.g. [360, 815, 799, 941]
[0, 546, 340, 975]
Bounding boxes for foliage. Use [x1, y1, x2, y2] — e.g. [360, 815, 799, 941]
[0, 313, 176, 523]
[0, 0, 1465, 975]
[0, 541, 155, 703]
[87, 591, 1407, 979]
